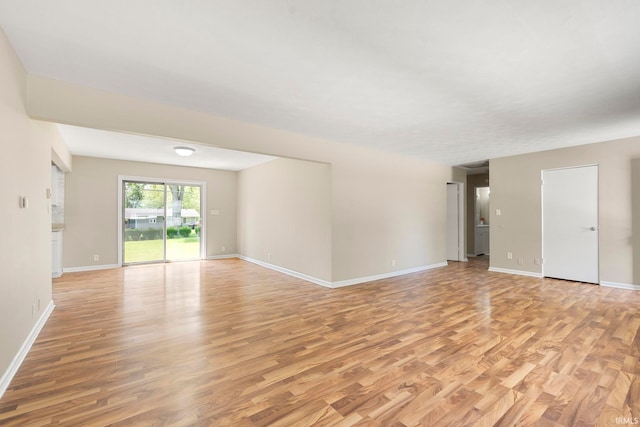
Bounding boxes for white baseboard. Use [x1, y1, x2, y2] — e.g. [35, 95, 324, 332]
[65, 256, 242, 272]
[0, 301, 55, 400]
[600, 281, 640, 291]
[238, 256, 332, 287]
[64, 264, 120, 273]
[239, 257, 448, 289]
[487, 270, 640, 290]
[206, 254, 240, 260]
[331, 262, 449, 288]
[488, 267, 543, 278]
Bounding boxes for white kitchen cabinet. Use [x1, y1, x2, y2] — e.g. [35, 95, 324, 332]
[52, 231, 63, 278]
[475, 226, 490, 255]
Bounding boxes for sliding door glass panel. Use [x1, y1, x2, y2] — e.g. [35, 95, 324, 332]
[166, 184, 201, 261]
[123, 182, 166, 264]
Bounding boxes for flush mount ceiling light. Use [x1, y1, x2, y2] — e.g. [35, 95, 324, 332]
[173, 146, 195, 157]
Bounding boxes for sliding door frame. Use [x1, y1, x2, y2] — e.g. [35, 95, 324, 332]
[117, 175, 207, 266]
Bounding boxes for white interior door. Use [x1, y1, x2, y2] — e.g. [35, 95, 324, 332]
[542, 165, 598, 283]
[446, 183, 460, 261]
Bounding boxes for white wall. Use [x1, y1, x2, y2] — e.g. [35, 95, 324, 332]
[0, 30, 55, 390]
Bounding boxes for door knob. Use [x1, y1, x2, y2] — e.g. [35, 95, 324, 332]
[589, 226, 596, 231]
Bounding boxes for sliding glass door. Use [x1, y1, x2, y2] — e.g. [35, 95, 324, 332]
[123, 182, 165, 263]
[166, 184, 201, 261]
[123, 180, 202, 265]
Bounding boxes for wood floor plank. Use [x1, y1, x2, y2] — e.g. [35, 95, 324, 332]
[1, 257, 640, 425]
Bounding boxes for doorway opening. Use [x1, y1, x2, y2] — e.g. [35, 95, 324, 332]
[118, 176, 206, 265]
[474, 186, 490, 256]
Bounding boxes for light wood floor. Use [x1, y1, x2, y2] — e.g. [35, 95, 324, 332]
[1, 257, 639, 426]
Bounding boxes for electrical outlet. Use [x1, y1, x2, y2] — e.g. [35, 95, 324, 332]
[507, 252, 513, 260]
[32, 304, 36, 318]
[267, 252, 271, 260]
[19, 196, 29, 209]
[93, 254, 99, 261]
[221, 246, 226, 252]
[391, 259, 396, 267]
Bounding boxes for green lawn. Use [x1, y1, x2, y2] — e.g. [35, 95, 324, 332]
[124, 236, 200, 263]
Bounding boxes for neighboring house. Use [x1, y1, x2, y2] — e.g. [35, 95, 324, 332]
[124, 208, 200, 229]
[180, 209, 200, 227]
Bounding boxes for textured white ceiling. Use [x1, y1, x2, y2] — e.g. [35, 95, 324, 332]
[1, 1, 640, 165]
[56, 125, 277, 171]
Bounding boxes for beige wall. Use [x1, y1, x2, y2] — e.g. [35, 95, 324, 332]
[331, 153, 453, 281]
[238, 158, 332, 281]
[27, 77, 458, 283]
[466, 173, 490, 255]
[39, 120, 72, 172]
[490, 136, 640, 285]
[238, 153, 453, 284]
[64, 157, 237, 269]
[0, 31, 55, 385]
